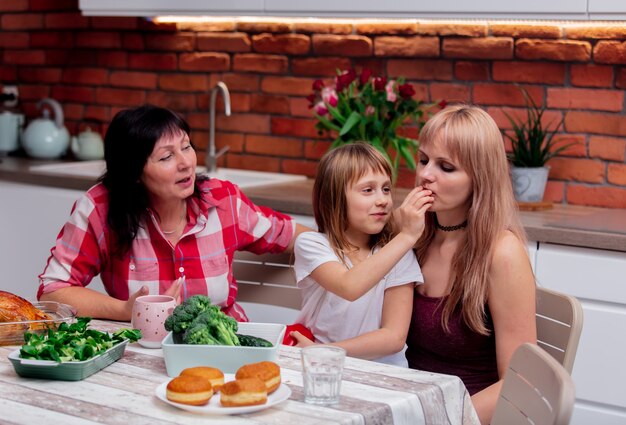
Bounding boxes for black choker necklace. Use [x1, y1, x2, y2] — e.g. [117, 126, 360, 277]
[434, 216, 468, 232]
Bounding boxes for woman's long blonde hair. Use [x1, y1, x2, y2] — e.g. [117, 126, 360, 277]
[313, 143, 395, 262]
[415, 105, 527, 335]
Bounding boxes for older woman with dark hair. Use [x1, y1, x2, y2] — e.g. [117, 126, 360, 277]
[39, 105, 305, 321]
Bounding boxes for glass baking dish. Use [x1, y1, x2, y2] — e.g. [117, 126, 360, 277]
[0, 301, 76, 346]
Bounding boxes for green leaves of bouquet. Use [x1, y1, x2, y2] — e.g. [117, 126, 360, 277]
[308, 68, 433, 177]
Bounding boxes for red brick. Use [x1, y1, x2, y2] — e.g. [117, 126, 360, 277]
[91, 17, 139, 30]
[62, 68, 108, 86]
[489, 107, 563, 132]
[233, 54, 288, 74]
[374, 36, 439, 57]
[356, 22, 418, 35]
[589, 136, 626, 162]
[566, 24, 626, 40]
[387, 59, 453, 81]
[289, 98, 312, 117]
[252, 33, 310, 55]
[95, 87, 146, 106]
[98, 51, 128, 68]
[294, 21, 352, 35]
[4, 50, 45, 65]
[1, 67, 17, 82]
[128, 53, 177, 71]
[0, 0, 28, 11]
[354, 59, 386, 77]
[245, 135, 303, 157]
[197, 33, 251, 52]
[145, 33, 195, 51]
[51, 86, 96, 103]
[250, 94, 290, 115]
[492, 62, 566, 84]
[75, 32, 121, 49]
[608, 164, 626, 186]
[291, 57, 352, 77]
[30, 0, 75, 11]
[547, 88, 623, 112]
[45, 12, 89, 29]
[551, 134, 587, 158]
[261, 76, 313, 96]
[271, 117, 321, 138]
[455, 61, 489, 81]
[1, 13, 43, 30]
[30, 31, 73, 48]
[548, 158, 605, 183]
[565, 111, 626, 137]
[197, 92, 250, 113]
[443, 38, 513, 60]
[237, 21, 293, 34]
[566, 185, 626, 209]
[221, 73, 260, 92]
[15, 85, 50, 102]
[0, 32, 28, 48]
[594, 41, 626, 65]
[617, 68, 626, 89]
[173, 21, 235, 32]
[179, 53, 230, 71]
[472, 84, 543, 106]
[17, 67, 62, 84]
[491, 23, 562, 38]
[225, 154, 281, 173]
[430, 83, 470, 104]
[159, 74, 209, 92]
[122, 33, 144, 50]
[312, 35, 372, 57]
[304, 140, 332, 159]
[46, 49, 97, 67]
[515, 39, 591, 62]
[571, 64, 613, 88]
[419, 23, 487, 37]
[282, 159, 317, 177]
[217, 113, 270, 134]
[543, 181, 565, 203]
[83, 106, 110, 124]
[146, 92, 197, 112]
[110, 71, 157, 89]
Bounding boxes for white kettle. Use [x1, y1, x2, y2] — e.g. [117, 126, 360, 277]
[71, 127, 104, 160]
[21, 98, 70, 159]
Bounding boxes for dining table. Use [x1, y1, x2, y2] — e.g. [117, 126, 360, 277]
[0, 320, 480, 425]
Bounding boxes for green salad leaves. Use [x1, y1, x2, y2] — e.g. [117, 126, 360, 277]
[19, 317, 142, 362]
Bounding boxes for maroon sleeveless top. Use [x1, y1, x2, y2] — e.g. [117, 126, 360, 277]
[406, 292, 498, 395]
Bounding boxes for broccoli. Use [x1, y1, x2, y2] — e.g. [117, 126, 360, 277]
[165, 295, 241, 346]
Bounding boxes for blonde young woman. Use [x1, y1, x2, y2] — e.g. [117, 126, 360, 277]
[405, 105, 536, 424]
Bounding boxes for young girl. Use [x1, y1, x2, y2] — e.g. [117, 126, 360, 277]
[290, 143, 433, 366]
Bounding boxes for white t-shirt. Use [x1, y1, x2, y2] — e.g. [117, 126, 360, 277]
[294, 232, 424, 367]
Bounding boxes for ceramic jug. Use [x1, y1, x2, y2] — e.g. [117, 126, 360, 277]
[0, 111, 24, 154]
[71, 127, 104, 160]
[21, 98, 70, 159]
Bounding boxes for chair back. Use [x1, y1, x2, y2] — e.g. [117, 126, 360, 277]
[536, 286, 584, 374]
[492, 343, 576, 425]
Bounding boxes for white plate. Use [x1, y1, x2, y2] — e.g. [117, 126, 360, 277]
[155, 374, 291, 415]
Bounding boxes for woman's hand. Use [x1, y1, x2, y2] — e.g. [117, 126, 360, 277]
[395, 186, 434, 242]
[291, 331, 316, 348]
[164, 277, 184, 304]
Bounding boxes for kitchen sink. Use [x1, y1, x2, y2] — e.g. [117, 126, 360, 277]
[29, 160, 306, 189]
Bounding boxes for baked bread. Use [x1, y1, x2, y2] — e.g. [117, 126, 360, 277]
[180, 366, 224, 391]
[166, 375, 213, 406]
[0, 291, 52, 323]
[235, 361, 281, 394]
[220, 378, 267, 407]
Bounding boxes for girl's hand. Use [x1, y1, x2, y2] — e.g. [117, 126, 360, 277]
[291, 331, 316, 348]
[164, 276, 184, 304]
[395, 186, 434, 241]
[123, 285, 149, 320]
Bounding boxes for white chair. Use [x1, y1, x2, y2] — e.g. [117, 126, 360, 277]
[492, 343, 576, 425]
[233, 251, 300, 324]
[536, 287, 584, 374]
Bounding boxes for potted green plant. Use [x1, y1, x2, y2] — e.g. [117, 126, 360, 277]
[307, 68, 438, 179]
[505, 88, 572, 203]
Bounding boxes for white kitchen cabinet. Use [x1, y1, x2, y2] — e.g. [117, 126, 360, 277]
[0, 181, 105, 301]
[535, 243, 626, 425]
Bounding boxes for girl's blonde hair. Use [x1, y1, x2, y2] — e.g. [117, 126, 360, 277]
[415, 104, 527, 335]
[314, 143, 395, 261]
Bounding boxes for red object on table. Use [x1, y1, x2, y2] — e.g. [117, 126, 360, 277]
[283, 323, 315, 346]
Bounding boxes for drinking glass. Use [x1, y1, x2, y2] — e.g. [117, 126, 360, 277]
[301, 345, 346, 405]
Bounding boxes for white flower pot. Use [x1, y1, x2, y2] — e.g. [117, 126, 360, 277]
[510, 166, 550, 202]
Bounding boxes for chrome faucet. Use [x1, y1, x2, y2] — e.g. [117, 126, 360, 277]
[206, 81, 231, 173]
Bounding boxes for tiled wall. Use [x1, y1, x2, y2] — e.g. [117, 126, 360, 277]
[2, 0, 626, 208]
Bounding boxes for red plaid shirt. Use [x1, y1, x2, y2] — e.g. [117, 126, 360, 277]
[38, 179, 294, 321]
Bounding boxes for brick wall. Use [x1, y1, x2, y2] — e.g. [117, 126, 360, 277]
[2, 1, 626, 208]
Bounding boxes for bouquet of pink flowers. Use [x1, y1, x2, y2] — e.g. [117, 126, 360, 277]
[308, 68, 435, 175]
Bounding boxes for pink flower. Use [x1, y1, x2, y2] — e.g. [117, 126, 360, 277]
[322, 87, 338, 107]
[312, 79, 324, 92]
[314, 101, 328, 116]
[398, 83, 415, 99]
[365, 105, 376, 116]
[373, 77, 387, 91]
[385, 80, 397, 102]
